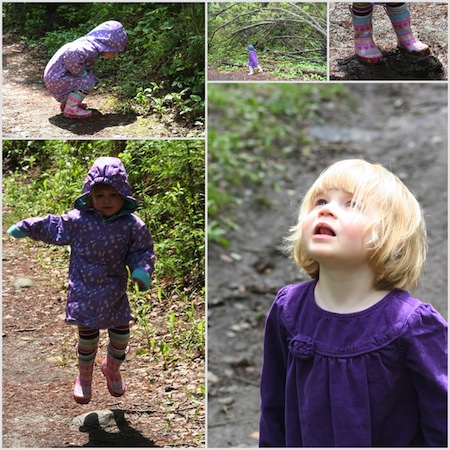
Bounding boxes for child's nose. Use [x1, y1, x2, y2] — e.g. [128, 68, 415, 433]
[318, 203, 337, 217]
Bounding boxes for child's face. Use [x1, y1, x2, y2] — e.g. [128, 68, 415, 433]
[301, 189, 374, 269]
[102, 52, 118, 59]
[91, 185, 124, 217]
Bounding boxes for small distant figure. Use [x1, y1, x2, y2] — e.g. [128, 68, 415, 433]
[246, 44, 263, 75]
[44, 21, 128, 119]
[351, 3, 430, 64]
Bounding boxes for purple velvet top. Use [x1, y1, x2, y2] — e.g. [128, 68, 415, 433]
[259, 280, 447, 447]
[44, 21, 127, 102]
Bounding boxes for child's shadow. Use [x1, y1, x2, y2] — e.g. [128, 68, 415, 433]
[48, 110, 137, 136]
[76, 409, 159, 447]
[333, 50, 446, 81]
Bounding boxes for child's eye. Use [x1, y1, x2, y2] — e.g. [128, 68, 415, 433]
[315, 199, 328, 206]
[346, 200, 360, 209]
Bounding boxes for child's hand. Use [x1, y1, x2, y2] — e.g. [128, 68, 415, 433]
[7, 225, 29, 239]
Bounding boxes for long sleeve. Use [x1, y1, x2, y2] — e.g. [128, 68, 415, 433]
[126, 215, 155, 291]
[13, 214, 74, 246]
[401, 303, 448, 447]
[259, 288, 290, 447]
[63, 47, 98, 77]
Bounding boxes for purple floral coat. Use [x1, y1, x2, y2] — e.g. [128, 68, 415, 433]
[44, 21, 127, 102]
[11, 157, 154, 329]
[248, 51, 259, 68]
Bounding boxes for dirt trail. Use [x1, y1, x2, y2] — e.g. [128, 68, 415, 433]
[2, 34, 203, 139]
[207, 83, 448, 447]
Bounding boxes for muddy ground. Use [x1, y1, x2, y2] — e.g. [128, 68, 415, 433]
[329, 2, 448, 80]
[207, 82, 448, 447]
[2, 34, 204, 139]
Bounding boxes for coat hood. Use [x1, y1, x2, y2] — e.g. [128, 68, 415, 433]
[246, 45, 256, 51]
[85, 21, 128, 53]
[74, 157, 138, 213]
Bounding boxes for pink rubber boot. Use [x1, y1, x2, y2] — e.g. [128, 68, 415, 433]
[351, 5, 383, 64]
[386, 4, 430, 56]
[60, 101, 87, 111]
[73, 359, 95, 404]
[63, 91, 93, 119]
[101, 350, 126, 397]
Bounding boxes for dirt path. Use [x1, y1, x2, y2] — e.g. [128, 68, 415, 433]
[2, 34, 203, 139]
[207, 83, 448, 447]
[2, 236, 205, 447]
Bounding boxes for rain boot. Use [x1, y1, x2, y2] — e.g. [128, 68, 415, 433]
[101, 348, 126, 397]
[63, 91, 93, 119]
[248, 66, 254, 75]
[386, 3, 430, 56]
[73, 358, 95, 404]
[351, 4, 383, 64]
[60, 100, 87, 111]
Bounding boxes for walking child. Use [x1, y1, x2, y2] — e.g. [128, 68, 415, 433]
[351, 3, 430, 64]
[259, 159, 447, 447]
[246, 44, 263, 75]
[44, 21, 128, 119]
[7, 157, 155, 404]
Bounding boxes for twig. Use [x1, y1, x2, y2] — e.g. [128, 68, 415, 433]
[208, 416, 257, 428]
[233, 375, 260, 387]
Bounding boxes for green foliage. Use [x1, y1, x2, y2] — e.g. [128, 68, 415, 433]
[207, 83, 349, 244]
[3, 3, 205, 124]
[208, 2, 327, 77]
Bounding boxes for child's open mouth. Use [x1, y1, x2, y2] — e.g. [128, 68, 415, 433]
[314, 223, 336, 236]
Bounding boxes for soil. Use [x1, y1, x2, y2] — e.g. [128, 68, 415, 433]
[2, 236, 205, 448]
[2, 34, 204, 139]
[207, 82, 448, 447]
[208, 67, 281, 82]
[329, 2, 448, 80]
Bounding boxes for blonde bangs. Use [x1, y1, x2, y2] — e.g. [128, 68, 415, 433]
[286, 159, 427, 291]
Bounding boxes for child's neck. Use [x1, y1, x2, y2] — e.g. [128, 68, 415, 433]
[314, 267, 390, 314]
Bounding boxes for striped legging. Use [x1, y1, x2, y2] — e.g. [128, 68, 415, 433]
[77, 324, 130, 362]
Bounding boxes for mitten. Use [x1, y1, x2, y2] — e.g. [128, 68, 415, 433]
[7, 225, 29, 239]
[131, 268, 151, 291]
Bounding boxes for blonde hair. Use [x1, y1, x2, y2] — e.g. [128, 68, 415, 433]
[285, 159, 427, 291]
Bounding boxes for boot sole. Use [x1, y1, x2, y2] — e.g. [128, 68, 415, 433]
[356, 55, 383, 64]
[397, 45, 431, 56]
[63, 112, 93, 119]
[74, 394, 91, 404]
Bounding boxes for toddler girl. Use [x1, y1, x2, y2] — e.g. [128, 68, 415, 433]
[44, 21, 128, 119]
[7, 157, 154, 404]
[351, 3, 430, 64]
[259, 159, 447, 447]
[246, 45, 263, 75]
